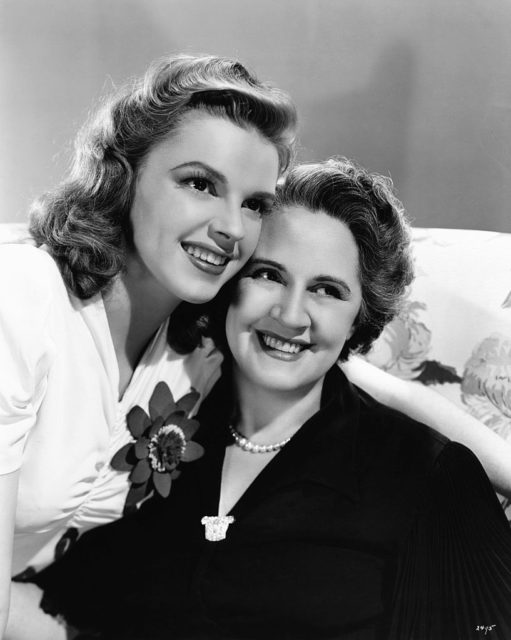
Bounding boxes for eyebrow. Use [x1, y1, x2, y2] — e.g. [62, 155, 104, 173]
[172, 161, 276, 200]
[249, 258, 285, 270]
[249, 258, 353, 298]
[172, 161, 227, 185]
[313, 275, 352, 298]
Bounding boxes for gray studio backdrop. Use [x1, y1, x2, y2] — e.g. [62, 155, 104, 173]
[1, 0, 510, 232]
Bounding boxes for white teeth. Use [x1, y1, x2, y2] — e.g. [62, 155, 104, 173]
[184, 245, 227, 266]
[261, 333, 305, 354]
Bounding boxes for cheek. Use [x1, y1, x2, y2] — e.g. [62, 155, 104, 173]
[240, 217, 263, 257]
[130, 196, 165, 248]
[225, 305, 252, 361]
[225, 284, 268, 347]
[226, 289, 255, 332]
[235, 279, 271, 309]
[225, 308, 237, 354]
[320, 312, 356, 351]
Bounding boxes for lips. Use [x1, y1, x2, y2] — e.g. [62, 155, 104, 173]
[256, 330, 310, 359]
[182, 242, 233, 275]
[182, 243, 231, 265]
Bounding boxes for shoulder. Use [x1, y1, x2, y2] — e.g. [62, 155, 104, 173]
[354, 386, 450, 483]
[0, 248, 62, 473]
[0, 244, 64, 300]
[0, 245, 65, 365]
[353, 386, 502, 519]
[358, 386, 447, 453]
[352, 385, 499, 497]
[428, 439, 498, 501]
[0, 242, 56, 268]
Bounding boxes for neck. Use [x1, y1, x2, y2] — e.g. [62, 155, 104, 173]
[104, 255, 181, 370]
[233, 368, 325, 444]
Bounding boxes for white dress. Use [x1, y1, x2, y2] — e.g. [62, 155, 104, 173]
[0, 244, 222, 575]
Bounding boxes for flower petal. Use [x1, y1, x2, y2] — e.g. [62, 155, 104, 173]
[134, 437, 150, 460]
[110, 444, 135, 471]
[182, 440, 204, 462]
[163, 413, 199, 439]
[127, 406, 151, 439]
[123, 481, 150, 516]
[164, 413, 185, 429]
[176, 388, 200, 416]
[152, 471, 172, 498]
[180, 418, 200, 439]
[149, 382, 177, 421]
[129, 457, 152, 484]
[148, 416, 165, 438]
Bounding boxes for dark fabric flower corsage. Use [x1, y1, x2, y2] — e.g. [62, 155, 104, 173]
[111, 382, 203, 514]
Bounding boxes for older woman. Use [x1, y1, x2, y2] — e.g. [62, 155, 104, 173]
[32, 159, 511, 639]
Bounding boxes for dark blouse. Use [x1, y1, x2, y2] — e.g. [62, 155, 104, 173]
[35, 366, 511, 639]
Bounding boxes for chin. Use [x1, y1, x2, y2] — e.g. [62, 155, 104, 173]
[176, 282, 224, 305]
[249, 369, 312, 393]
[181, 292, 214, 305]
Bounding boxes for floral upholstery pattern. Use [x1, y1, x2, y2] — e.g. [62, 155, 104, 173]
[365, 227, 511, 517]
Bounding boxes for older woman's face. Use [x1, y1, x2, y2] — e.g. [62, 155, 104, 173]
[129, 111, 280, 305]
[225, 206, 363, 394]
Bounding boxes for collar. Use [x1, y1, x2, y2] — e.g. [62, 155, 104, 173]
[292, 365, 361, 502]
[196, 364, 362, 517]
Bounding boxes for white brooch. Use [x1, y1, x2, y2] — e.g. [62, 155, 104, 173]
[201, 515, 235, 541]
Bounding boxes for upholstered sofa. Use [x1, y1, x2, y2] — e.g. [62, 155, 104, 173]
[366, 228, 510, 432]
[364, 227, 511, 516]
[2, 223, 510, 510]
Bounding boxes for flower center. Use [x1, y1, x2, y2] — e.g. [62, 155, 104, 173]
[148, 425, 186, 473]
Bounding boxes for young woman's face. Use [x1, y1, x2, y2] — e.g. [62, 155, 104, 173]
[129, 111, 280, 304]
[225, 206, 363, 394]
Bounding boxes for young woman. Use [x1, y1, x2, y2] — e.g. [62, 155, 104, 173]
[0, 53, 297, 637]
[31, 159, 511, 639]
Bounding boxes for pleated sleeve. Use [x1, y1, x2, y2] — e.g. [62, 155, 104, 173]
[389, 442, 511, 640]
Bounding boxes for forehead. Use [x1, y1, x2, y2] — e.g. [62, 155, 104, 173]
[148, 111, 280, 186]
[257, 205, 360, 280]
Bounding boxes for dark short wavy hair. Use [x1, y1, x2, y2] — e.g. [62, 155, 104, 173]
[29, 54, 297, 300]
[173, 157, 413, 360]
[274, 157, 413, 360]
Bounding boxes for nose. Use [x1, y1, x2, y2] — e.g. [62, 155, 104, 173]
[208, 201, 245, 253]
[270, 288, 310, 332]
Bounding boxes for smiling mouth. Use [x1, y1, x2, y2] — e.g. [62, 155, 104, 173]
[182, 243, 230, 267]
[257, 331, 311, 358]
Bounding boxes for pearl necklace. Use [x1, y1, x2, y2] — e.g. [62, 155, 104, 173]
[228, 425, 292, 454]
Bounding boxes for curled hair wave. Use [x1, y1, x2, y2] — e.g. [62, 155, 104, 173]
[275, 157, 413, 359]
[29, 55, 297, 300]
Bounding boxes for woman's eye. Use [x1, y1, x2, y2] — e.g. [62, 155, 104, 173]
[313, 285, 343, 299]
[184, 176, 215, 194]
[248, 268, 281, 283]
[242, 198, 272, 216]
